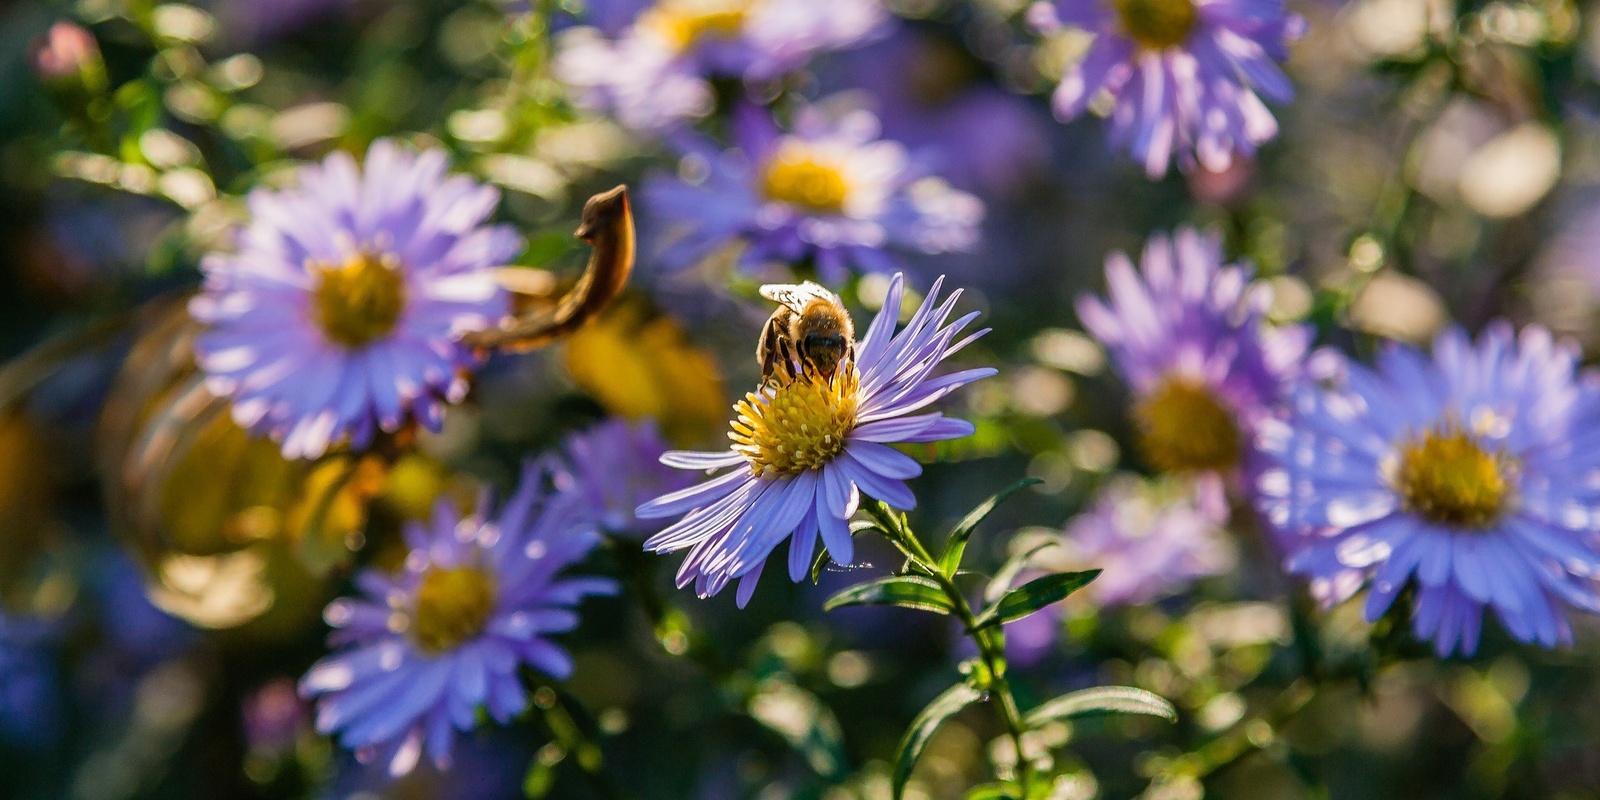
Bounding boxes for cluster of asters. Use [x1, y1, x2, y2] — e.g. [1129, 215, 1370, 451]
[170, 0, 1590, 783]
[1078, 226, 1600, 659]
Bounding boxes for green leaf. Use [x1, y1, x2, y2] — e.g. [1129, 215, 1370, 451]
[938, 478, 1042, 577]
[973, 570, 1101, 628]
[749, 679, 847, 780]
[983, 540, 1063, 604]
[1024, 686, 1177, 727]
[965, 783, 1023, 800]
[894, 683, 984, 799]
[824, 575, 955, 615]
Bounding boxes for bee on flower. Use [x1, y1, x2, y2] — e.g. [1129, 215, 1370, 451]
[636, 273, 994, 605]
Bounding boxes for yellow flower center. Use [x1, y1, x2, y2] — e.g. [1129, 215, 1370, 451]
[731, 367, 859, 477]
[640, 0, 752, 52]
[1394, 426, 1511, 528]
[411, 565, 496, 654]
[1116, 0, 1199, 50]
[1132, 376, 1241, 473]
[761, 147, 852, 215]
[312, 251, 406, 349]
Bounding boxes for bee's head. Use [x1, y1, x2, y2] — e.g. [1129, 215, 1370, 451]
[575, 185, 630, 241]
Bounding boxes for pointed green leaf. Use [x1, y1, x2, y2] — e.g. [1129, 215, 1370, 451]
[938, 478, 1042, 576]
[824, 575, 955, 615]
[749, 679, 847, 779]
[984, 540, 1063, 604]
[894, 683, 984, 799]
[964, 784, 1022, 800]
[973, 570, 1101, 628]
[1024, 685, 1177, 726]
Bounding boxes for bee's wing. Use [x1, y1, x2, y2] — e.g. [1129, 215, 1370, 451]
[758, 281, 837, 313]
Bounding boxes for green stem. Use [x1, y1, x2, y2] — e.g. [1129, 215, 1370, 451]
[864, 500, 1037, 794]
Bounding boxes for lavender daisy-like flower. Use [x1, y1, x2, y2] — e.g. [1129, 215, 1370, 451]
[555, 0, 889, 131]
[644, 104, 984, 282]
[190, 139, 519, 460]
[1053, 476, 1234, 606]
[636, 273, 993, 605]
[298, 462, 616, 776]
[1077, 227, 1306, 486]
[1028, 0, 1304, 176]
[1255, 323, 1600, 657]
[542, 417, 695, 538]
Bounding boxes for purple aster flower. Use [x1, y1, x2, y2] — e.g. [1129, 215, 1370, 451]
[190, 139, 518, 460]
[635, 273, 994, 605]
[0, 611, 60, 747]
[822, 30, 1054, 199]
[1255, 323, 1600, 657]
[644, 103, 984, 282]
[542, 417, 696, 538]
[1076, 227, 1307, 490]
[1029, 0, 1304, 176]
[1052, 477, 1234, 606]
[555, 0, 889, 131]
[298, 462, 616, 776]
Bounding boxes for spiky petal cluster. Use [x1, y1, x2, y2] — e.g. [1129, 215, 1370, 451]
[636, 273, 994, 605]
[1030, 0, 1303, 176]
[643, 103, 983, 282]
[1077, 227, 1307, 485]
[1256, 323, 1600, 656]
[190, 139, 518, 459]
[299, 462, 615, 775]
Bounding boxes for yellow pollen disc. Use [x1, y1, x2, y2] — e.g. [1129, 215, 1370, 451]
[1115, 0, 1199, 50]
[1394, 426, 1510, 528]
[312, 251, 407, 349]
[1132, 376, 1241, 473]
[730, 365, 859, 477]
[411, 565, 496, 654]
[761, 147, 852, 215]
[640, 0, 752, 52]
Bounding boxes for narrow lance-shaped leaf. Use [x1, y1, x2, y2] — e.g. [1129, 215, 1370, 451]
[1024, 686, 1177, 727]
[983, 539, 1059, 604]
[937, 478, 1042, 577]
[894, 683, 984, 799]
[973, 570, 1101, 628]
[824, 575, 955, 615]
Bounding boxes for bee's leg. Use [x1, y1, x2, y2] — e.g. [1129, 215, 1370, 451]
[757, 317, 784, 385]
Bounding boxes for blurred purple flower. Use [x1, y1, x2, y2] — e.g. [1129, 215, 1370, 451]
[216, 0, 358, 44]
[299, 462, 616, 776]
[824, 30, 1053, 199]
[644, 103, 984, 281]
[1056, 478, 1233, 606]
[1255, 323, 1600, 657]
[636, 274, 993, 605]
[555, 0, 890, 131]
[1077, 227, 1307, 491]
[0, 611, 61, 747]
[1030, 0, 1303, 176]
[543, 417, 695, 538]
[243, 679, 309, 755]
[992, 479, 1232, 667]
[190, 139, 517, 460]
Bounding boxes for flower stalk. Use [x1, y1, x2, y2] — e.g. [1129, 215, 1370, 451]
[863, 499, 1038, 794]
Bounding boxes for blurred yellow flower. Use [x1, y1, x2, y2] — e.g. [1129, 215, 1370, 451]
[564, 296, 726, 446]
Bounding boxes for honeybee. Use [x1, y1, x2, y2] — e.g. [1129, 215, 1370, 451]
[757, 281, 855, 384]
